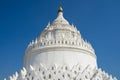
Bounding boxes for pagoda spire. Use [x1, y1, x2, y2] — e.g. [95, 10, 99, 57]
[57, 5, 63, 16]
[58, 5, 63, 13]
[51, 5, 69, 25]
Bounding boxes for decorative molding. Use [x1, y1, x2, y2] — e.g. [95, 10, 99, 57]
[6, 64, 117, 80]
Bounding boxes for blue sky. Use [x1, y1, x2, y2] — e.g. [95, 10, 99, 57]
[0, 0, 120, 79]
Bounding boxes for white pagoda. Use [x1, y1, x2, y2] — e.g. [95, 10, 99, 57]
[5, 6, 117, 80]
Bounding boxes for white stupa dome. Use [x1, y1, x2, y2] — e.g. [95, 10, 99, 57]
[24, 6, 97, 70]
[6, 6, 117, 80]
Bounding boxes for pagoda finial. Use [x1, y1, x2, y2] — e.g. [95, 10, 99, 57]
[58, 5, 63, 13]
